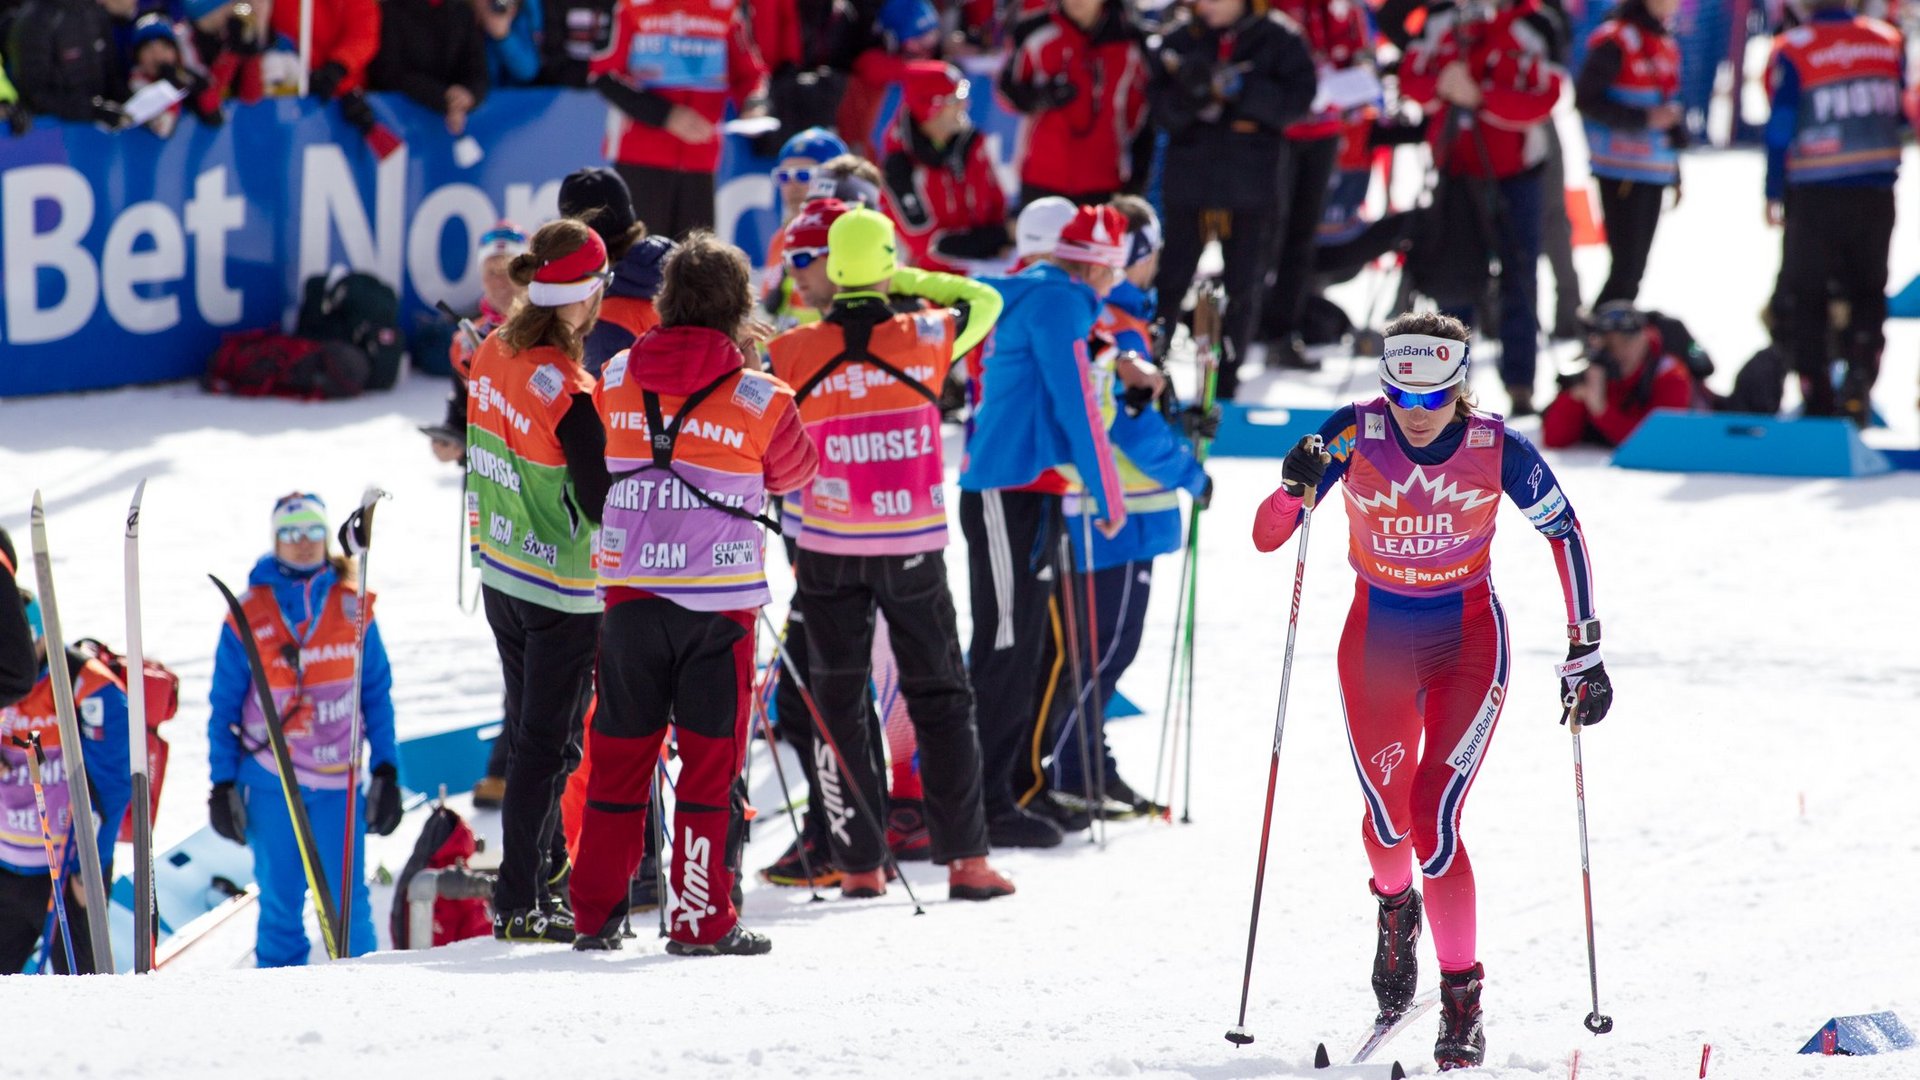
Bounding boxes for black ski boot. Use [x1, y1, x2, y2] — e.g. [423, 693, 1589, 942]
[1372, 882, 1424, 1021]
[493, 908, 575, 944]
[1435, 963, 1486, 1071]
[572, 918, 625, 952]
[665, 924, 773, 957]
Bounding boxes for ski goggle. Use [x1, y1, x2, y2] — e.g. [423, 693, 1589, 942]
[276, 524, 329, 544]
[1381, 381, 1460, 412]
[1591, 305, 1647, 335]
[773, 168, 815, 186]
[784, 246, 829, 270]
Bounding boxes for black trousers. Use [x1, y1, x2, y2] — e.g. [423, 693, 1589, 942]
[483, 586, 596, 912]
[614, 163, 717, 241]
[1157, 201, 1278, 402]
[1015, 183, 1119, 210]
[796, 549, 990, 870]
[1780, 185, 1894, 416]
[1260, 136, 1340, 344]
[960, 488, 1062, 817]
[1594, 178, 1667, 308]
[772, 602, 885, 853]
[0, 864, 100, 974]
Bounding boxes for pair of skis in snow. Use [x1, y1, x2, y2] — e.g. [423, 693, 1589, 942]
[1308, 990, 1441, 1079]
[208, 485, 386, 962]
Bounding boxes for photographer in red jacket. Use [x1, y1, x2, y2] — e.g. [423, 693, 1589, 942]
[998, 0, 1151, 206]
[1541, 302, 1698, 449]
[589, 0, 767, 239]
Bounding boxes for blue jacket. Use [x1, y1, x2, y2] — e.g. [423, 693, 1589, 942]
[1070, 282, 1208, 571]
[484, 0, 545, 87]
[207, 556, 398, 788]
[960, 264, 1126, 524]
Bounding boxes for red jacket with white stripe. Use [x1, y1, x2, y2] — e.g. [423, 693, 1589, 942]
[1271, 0, 1374, 142]
[997, 2, 1149, 197]
[1399, 0, 1561, 179]
[590, 0, 767, 172]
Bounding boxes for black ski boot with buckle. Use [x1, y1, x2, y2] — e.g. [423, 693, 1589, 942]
[1435, 962, 1486, 1071]
[1372, 881, 1423, 1022]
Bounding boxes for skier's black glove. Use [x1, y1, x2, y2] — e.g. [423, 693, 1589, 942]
[1179, 403, 1222, 441]
[209, 782, 247, 845]
[309, 61, 348, 101]
[366, 763, 403, 836]
[1280, 434, 1329, 498]
[1557, 643, 1612, 728]
[1193, 474, 1214, 511]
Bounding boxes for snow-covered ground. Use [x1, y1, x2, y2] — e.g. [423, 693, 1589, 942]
[0, 149, 1916, 1078]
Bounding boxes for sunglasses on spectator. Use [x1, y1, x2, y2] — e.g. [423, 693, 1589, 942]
[276, 524, 329, 544]
[773, 168, 815, 186]
[1381, 382, 1460, 411]
[784, 246, 830, 270]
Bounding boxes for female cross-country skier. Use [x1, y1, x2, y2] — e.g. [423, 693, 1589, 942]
[1251, 311, 1614, 1070]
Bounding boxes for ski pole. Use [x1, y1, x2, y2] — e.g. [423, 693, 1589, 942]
[1567, 693, 1613, 1035]
[653, 759, 673, 938]
[754, 608, 924, 916]
[750, 663, 824, 903]
[1054, 529, 1098, 845]
[13, 734, 77, 974]
[1178, 510, 1201, 824]
[1226, 471, 1319, 1047]
[1079, 508, 1109, 848]
[1150, 521, 1195, 817]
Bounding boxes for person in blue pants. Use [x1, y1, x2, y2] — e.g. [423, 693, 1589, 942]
[206, 493, 403, 966]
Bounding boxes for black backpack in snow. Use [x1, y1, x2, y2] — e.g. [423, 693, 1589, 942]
[299, 271, 406, 390]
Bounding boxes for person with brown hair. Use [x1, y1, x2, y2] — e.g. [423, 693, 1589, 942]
[569, 232, 818, 954]
[465, 217, 613, 944]
[1251, 310, 1612, 1070]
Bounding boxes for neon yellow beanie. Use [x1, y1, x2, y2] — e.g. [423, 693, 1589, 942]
[827, 208, 898, 287]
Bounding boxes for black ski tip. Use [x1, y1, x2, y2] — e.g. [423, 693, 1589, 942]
[1313, 1043, 1331, 1068]
[1390, 1062, 1407, 1080]
[1224, 1027, 1254, 1047]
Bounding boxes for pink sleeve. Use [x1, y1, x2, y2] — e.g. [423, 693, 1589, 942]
[1252, 485, 1305, 553]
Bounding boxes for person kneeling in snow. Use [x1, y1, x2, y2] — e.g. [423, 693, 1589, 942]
[207, 493, 403, 966]
[1540, 301, 1700, 449]
[569, 233, 818, 955]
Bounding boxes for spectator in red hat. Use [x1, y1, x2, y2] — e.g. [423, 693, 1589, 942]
[998, 0, 1151, 207]
[878, 61, 1013, 274]
[589, 0, 767, 240]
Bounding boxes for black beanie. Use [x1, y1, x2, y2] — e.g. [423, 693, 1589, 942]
[558, 167, 639, 244]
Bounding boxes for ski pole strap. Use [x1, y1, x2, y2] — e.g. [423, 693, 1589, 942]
[610, 370, 783, 532]
[793, 308, 942, 408]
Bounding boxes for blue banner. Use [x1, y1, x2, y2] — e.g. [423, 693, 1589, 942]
[0, 80, 1021, 397]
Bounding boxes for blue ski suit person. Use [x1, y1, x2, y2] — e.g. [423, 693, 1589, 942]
[207, 494, 402, 966]
[0, 591, 131, 974]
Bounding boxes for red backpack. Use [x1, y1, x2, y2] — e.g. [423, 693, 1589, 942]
[72, 639, 179, 843]
[389, 805, 494, 949]
[203, 330, 371, 400]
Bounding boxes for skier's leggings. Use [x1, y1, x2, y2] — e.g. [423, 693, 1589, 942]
[1337, 579, 1508, 974]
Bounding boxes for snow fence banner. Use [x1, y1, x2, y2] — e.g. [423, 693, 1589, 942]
[0, 82, 1022, 399]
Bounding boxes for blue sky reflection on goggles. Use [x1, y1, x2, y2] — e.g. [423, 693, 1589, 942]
[276, 524, 329, 543]
[773, 168, 815, 186]
[784, 246, 829, 269]
[1381, 381, 1460, 411]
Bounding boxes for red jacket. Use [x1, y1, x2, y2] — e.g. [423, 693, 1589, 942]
[1541, 343, 1696, 449]
[1399, 0, 1561, 179]
[1272, 0, 1373, 141]
[998, 2, 1149, 196]
[270, 0, 382, 93]
[879, 118, 1010, 273]
[590, 0, 767, 172]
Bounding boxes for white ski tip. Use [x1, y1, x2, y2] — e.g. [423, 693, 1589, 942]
[1315, 1064, 1407, 1079]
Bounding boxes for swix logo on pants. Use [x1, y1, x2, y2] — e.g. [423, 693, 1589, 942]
[813, 740, 855, 845]
[674, 829, 718, 938]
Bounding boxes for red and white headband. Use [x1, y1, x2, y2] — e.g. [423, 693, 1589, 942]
[527, 230, 610, 307]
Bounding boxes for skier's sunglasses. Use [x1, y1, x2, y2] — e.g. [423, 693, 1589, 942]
[276, 524, 329, 544]
[773, 168, 815, 186]
[1381, 381, 1460, 412]
[784, 246, 829, 270]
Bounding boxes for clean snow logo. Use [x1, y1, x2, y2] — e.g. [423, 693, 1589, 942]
[813, 740, 854, 845]
[1371, 742, 1406, 786]
[674, 828, 718, 938]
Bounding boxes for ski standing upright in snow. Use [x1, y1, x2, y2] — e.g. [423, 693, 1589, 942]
[124, 479, 157, 972]
[209, 574, 343, 959]
[335, 485, 386, 955]
[28, 492, 115, 973]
